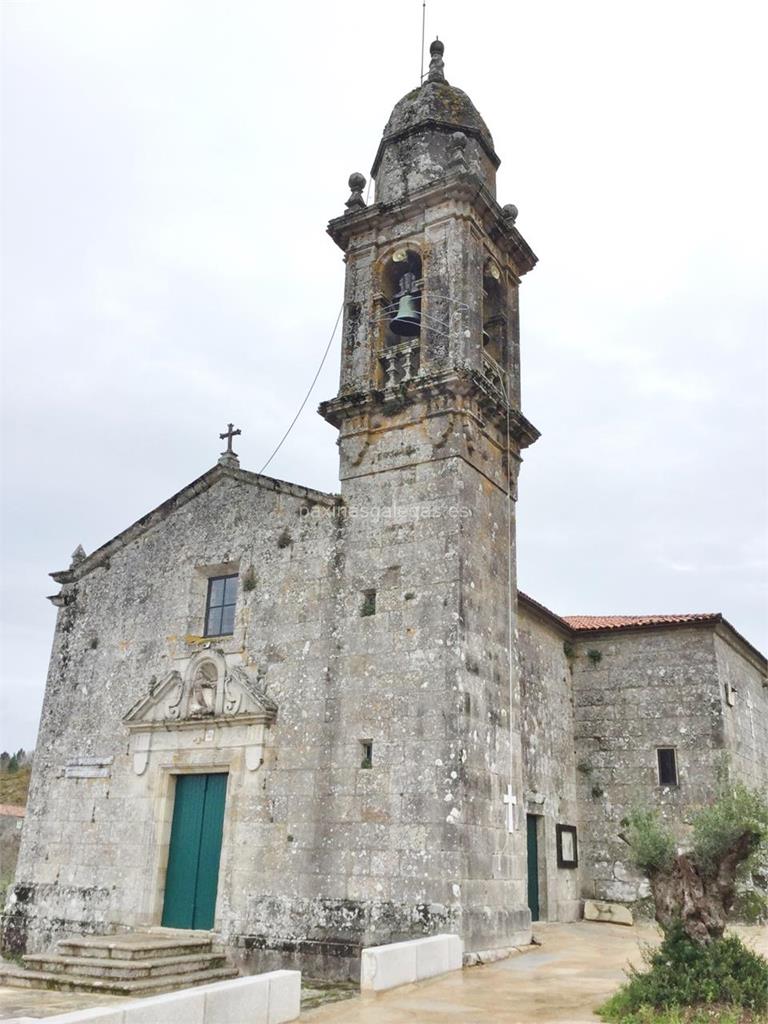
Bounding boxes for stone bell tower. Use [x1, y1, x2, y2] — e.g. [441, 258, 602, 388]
[318, 40, 540, 956]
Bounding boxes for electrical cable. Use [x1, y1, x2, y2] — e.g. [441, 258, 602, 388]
[258, 301, 344, 476]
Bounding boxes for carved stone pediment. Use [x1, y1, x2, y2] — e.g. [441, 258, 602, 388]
[124, 653, 277, 731]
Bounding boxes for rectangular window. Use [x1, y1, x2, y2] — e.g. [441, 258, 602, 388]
[204, 575, 238, 637]
[360, 740, 373, 769]
[657, 747, 678, 786]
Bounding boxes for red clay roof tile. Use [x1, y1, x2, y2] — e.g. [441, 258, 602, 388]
[562, 613, 720, 630]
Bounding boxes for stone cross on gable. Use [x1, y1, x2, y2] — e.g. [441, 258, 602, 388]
[219, 423, 241, 455]
[503, 784, 517, 833]
[218, 423, 242, 468]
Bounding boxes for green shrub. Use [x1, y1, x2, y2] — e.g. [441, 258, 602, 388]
[599, 1006, 754, 1022]
[692, 784, 768, 878]
[597, 925, 768, 1021]
[626, 808, 676, 874]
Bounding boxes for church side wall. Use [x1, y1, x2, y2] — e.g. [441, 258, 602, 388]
[517, 607, 581, 922]
[714, 633, 768, 790]
[571, 626, 723, 907]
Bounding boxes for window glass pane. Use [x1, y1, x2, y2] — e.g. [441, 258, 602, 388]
[206, 603, 224, 637]
[220, 603, 236, 636]
[209, 578, 225, 608]
[224, 576, 239, 604]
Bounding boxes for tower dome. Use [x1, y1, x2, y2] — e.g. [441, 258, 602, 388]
[371, 40, 500, 203]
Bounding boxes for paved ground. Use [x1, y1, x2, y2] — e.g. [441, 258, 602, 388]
[302, 921, 768, 1024]
[0, 985, 128, 1021]
[1, 922, 766, 1021]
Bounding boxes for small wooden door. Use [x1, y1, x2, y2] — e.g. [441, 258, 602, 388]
[162, 773, 227, 930]
[526, 813, 540, 922]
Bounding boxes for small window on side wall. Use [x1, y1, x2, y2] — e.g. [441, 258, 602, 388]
[205, 574, 238, 637]
[360, 740, 373, 769]
[657, 747, 678, 786]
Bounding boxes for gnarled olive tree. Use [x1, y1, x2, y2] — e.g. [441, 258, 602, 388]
[621, 783, 768, 946]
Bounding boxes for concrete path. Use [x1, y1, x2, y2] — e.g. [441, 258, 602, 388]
[0, 984, 127, 1021]
[301, 921, 768, 1024]
[2, 922, 765, 1021]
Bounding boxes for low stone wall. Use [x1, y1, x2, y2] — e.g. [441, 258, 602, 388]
[6, 971, 301, 1024]
[360, 934, 463, 992]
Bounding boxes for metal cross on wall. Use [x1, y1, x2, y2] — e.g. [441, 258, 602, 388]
[219, 423, 241, 456]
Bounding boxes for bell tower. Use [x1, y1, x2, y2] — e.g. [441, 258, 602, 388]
[321, 40, 538, 488]
[318, 40, 541, 956]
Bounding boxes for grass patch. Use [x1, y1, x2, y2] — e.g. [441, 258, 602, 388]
[597, 925, 768, 1023]
[0, 765, 31, 805]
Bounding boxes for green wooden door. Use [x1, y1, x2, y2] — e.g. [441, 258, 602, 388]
[526, 814, 540, 922]
[162, 773, 227, 930]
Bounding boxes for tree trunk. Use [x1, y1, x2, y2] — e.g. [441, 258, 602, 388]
[647, 830, 759, 945]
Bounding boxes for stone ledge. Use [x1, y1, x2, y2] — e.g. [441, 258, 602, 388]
[463, 944, 527, 966]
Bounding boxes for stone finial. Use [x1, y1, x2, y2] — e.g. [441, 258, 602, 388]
[427, 38, 446, 83]
[502, 203, 519, 226]
[448, 131, 468, 172]
[70, 544, 86, 568]
[345, 172, 367, 212]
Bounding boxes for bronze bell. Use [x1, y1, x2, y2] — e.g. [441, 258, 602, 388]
[390, 293, 421, 337]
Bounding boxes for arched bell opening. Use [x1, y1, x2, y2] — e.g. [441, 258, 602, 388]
[482, 261, 509, 387]
[382, 249, 422, 343]
[376, 248, 423, 387]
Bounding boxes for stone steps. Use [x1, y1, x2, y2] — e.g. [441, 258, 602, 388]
[0, 962, 238, 995]
[57, 933, 217, 960]
[22, 951, 229, 980]
[0, 930, 239, 996]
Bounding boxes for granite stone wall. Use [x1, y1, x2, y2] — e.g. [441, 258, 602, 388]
[569, 625, 759, 907]
[517, 603, 581, 921]
[715, 631, 768, 790]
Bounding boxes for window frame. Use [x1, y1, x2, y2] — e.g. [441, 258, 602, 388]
[656, 746, 678, 787]
[203, 573, 239, 638]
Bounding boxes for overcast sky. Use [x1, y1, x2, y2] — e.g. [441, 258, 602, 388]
[1, 0, 766, 750]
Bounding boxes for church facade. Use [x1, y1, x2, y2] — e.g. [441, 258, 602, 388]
[4, 42, 766, 980]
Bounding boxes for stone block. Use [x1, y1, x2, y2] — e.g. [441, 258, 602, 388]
[583, 899, 634, 926]
[202, 975, 269, 1024]
[122, 987, 205, 1024]
[361, 934, 463, 992]
[28, 1008, 125, 1024]
[361, 940, 417, 991]
[415, 934, 463, 979]
[267, 970, 302, 1023]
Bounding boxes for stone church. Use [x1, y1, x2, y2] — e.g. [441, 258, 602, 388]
[4, 41, 766, 981]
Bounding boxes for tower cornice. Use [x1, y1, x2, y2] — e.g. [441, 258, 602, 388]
[318, 367, 540, 450]
[327, 173, 537, 278]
